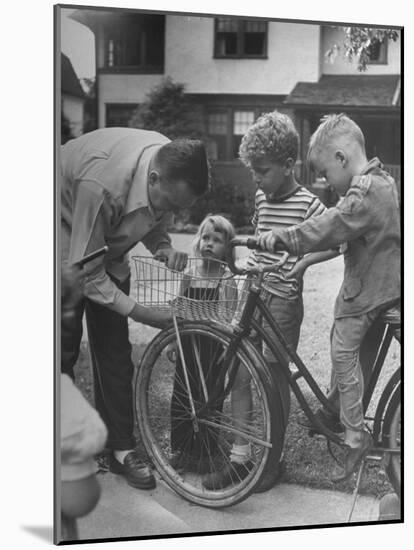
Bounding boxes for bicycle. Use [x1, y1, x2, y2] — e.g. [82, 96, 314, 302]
[132, 238, 401, 509]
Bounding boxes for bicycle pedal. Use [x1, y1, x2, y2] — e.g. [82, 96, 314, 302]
[365, 452, 382, 462]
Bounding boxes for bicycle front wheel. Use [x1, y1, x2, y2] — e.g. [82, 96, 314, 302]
[383, 389, 401, 496]
[134, 321, 283, 508]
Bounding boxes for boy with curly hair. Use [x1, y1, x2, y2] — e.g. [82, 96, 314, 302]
[203, 111, 338, 492]
[258, 114, 400, 481]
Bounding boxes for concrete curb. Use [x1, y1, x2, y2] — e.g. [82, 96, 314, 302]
[78, 471, 380, 541]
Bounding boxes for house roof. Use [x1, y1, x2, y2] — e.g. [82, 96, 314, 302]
[61, 53, 85, 99]
[70, 9, 129, 30]
[284, 75, 400, 109]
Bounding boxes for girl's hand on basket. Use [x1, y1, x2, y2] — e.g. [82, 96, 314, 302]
[130, 304, 173, 329]
[154, 246, 188, 272]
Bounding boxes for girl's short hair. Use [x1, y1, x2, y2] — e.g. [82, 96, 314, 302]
[308, 113, 366, 160]
[193, 215, 236, 257]
[239, 111, 299, 167]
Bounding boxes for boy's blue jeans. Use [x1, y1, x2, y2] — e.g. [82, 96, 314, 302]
[260, 292, 304, 432]
[330, 305, 384, 439]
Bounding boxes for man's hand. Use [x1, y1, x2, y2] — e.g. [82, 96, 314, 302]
[154, 246, 188, 272]
[129, 303, 173, 329]
[257, 229, 282, 253]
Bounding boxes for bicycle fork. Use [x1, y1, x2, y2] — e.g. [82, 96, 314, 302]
[172, 314, 206, 433]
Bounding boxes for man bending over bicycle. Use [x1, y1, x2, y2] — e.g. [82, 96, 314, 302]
[258, 114, 400, 481]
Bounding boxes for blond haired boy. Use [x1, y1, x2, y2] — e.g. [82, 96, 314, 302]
[259, 114, 400, 480]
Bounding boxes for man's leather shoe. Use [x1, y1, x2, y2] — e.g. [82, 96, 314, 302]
[109, 451, 156, 490]
[202, 460, 252, 490]
[253, 460, 285, 493]
[299, 408, 343, 434]
[331, 431, 372, 482]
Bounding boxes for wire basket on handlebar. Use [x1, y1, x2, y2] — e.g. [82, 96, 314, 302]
[132, 256, 249, 326]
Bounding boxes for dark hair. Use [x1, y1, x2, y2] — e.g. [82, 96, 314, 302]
[156, 139, 210, 196]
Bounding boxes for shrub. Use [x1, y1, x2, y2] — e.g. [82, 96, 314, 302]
[129, 77, 205, 140]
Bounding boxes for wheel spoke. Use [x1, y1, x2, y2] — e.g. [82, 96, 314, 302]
[198, 418, 272, 449]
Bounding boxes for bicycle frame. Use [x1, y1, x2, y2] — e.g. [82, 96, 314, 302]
[204, 271, 399, 450]
[222, 280, 344, 446]
[170, 237, 399, 454]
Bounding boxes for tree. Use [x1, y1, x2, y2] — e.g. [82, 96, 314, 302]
[128, 77, 205, 139]
[80, 77, 97, 133]
[325, 27, 399, 71]
[61, 112, 73, 144]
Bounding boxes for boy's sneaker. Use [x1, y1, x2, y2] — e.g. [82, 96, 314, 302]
[202, 460, 253, 490]
[331, 431, 373, 482]
[253, 460, 285, 493]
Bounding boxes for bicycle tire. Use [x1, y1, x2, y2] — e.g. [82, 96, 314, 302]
[134, 320, 284, 508]
[382, 387, 401, 497]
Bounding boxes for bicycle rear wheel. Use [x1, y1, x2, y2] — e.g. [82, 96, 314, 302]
[383, 389, 401, 496]
[134, 321, 283, 508]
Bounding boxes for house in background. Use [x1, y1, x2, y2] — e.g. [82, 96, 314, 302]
[285, 26, 401, 186]
[69, 10, 401, 198]
[61, 52, 85, 139]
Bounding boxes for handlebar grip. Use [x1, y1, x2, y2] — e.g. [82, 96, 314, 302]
[232, 236, 289, 254]
[231, 236, 261, 250]
[246, 237, 260, 250]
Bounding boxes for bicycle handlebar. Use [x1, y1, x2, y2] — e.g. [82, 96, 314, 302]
[228, 237, 289, 276]
[231, 236, 263, 251]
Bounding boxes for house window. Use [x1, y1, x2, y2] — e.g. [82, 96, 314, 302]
[214, 18, 267, 58]
[104, 14, 165, 72]
[207, 112, 228, 161]
[367, 39, 388, 64]
[233, 110, 255, 157]
[206, 109, 257, 160]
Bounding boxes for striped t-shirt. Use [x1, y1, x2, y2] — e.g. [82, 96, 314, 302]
[247, 186, 326, 298]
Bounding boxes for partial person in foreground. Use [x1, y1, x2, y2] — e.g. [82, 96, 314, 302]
[258, 114, 400, 481]
[60, 373, 108, 540]
[61, 128, 209, 490]
[60, 263, 107, 541]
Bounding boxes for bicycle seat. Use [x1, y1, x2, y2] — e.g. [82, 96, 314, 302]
[380, 303, 401, 326]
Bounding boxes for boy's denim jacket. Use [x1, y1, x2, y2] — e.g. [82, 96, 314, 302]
[280, 158, 400, 319]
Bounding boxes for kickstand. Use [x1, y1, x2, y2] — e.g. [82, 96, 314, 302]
[347, 460, 365, 523]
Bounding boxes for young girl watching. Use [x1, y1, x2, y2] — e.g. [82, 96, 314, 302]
[169, 214, 237, 471]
